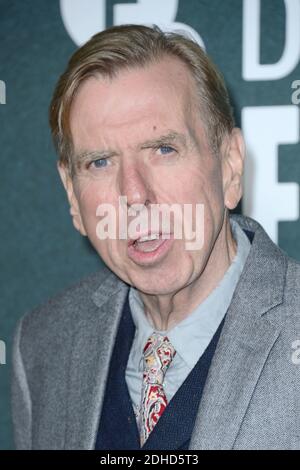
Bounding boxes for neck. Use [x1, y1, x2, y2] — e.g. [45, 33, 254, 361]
[138, 215, 237, 331]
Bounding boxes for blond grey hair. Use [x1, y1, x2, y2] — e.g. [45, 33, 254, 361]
[49, 24, 234, 175]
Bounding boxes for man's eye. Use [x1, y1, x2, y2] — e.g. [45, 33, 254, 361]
[157, 145, 175, 155]
[90, 158, 109, 169]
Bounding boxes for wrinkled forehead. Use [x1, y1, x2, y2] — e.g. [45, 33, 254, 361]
[68, 57, 204, 153]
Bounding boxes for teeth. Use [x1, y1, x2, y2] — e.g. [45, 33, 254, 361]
[137, 234, 160, 242]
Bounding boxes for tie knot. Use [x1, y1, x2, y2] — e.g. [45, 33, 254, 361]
[143, 333, 176, 385]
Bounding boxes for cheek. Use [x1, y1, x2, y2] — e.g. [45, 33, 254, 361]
[198, 157, 224, 201]
[75, 181, 109, 240]
[181, 162, 224, 207]
[75, 178, 111, 216]
[185, 161, 225, 243]
[169, 151, 223, 199]
[75, 180, 126, 256]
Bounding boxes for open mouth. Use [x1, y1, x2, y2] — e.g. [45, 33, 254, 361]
[131, 233, 165, 252]
[127, 232, 173, 264]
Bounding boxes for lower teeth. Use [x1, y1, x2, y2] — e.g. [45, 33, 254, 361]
[134, 239, 162, 253]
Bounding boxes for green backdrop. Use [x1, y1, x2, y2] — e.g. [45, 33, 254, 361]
[1, 0, 300, 449]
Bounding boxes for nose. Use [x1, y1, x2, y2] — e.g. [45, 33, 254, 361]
[118, 162, 155, 208]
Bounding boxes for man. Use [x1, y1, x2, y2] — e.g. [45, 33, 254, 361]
[12, 24, 300, 450]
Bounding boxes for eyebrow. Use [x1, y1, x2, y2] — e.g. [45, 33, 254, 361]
[73, 130, 188, 166]
[139, 131, 187, 149]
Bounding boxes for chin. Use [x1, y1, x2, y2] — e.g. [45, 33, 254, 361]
[130, 272, 185, 296]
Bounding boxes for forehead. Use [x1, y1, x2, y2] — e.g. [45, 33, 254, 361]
[69, 56, 201, 151]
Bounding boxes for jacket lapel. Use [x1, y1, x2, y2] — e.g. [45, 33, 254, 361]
[64, 272, 129, 450]
[95, 294, 141, 450]
[189, 221, 287, 450]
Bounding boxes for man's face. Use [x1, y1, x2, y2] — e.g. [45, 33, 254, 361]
[60, 56, 243, 295]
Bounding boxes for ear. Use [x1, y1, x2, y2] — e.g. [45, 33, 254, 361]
[221, 128, 245, 210]
[57, 162, 87, 236]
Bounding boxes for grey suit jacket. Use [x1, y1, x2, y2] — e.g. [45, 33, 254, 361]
[11, 215, 300, 449]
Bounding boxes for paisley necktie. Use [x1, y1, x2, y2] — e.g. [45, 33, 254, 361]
[139, 332, 176, 446]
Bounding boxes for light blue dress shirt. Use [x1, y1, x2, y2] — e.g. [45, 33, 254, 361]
[125, 219, 251, 417]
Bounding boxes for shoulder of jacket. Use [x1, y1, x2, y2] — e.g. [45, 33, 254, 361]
[16, 265, 122, 353]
